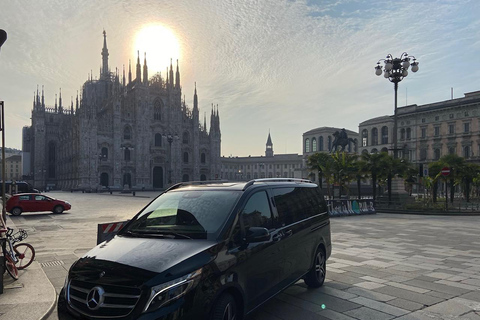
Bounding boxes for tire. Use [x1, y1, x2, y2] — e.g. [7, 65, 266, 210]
[5, 254, 19, 280]
[11, 207, 22, 216]
[14, 243, 35, 270]
[53, 205, 64, 214]
[210, 293, 238, 320]
[304, 247, 326, 288]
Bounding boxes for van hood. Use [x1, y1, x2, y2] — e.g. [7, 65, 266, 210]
[78, 235, 218, 274]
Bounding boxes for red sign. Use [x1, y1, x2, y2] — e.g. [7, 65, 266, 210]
[441, 167, 451, 176]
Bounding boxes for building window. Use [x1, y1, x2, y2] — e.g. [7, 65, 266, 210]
[465, 111, 469, 117]
[420, 149, 427, 161]
[124, 126, 131, 140]
[464, 146, 471, 159]
[435, 116, 439, 121]
[201, 153, 206, 164]
[434, 148, 441, 160]
[305, 138, 310, 153]
[421, 118, 426, 123]
[328, 136, 332, 150]
[154, 99, 162, 121]
[448, 124, 455, 134]
[183, 152, 189, 163]
[381, 126, 388, 144]
[155, 133, 162, 147]
[101, 147, 108, 160]
[406, 128, 411, 140]
[400, 128, 405, 140]
[421, 128, 426, 138]
[449, 147, 455, 155]
[449, 114, 454, 119]
[319, 136, 324, 151]
[362, 129, 368, 147]
[183, 132, 189, 144]
[312, 138, 317, 152]
[464, 122, 470, 133]
[124, 148, 131, 161]
[371, 128, 378, 146]
[434, 126, 440, 137]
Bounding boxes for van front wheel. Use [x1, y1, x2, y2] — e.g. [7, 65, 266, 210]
[210, 293, 237, 320]
[304, 247, 326, 288]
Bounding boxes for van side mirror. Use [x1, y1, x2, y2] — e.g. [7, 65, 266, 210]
[245, 227, 270, 243]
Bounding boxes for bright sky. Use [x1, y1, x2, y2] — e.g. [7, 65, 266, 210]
[1, 0, 479, 157]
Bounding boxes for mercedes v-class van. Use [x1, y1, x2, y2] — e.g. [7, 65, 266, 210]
[58, 179, 331, 320]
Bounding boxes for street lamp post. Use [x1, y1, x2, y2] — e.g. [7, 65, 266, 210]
[375, 53, 419, 159]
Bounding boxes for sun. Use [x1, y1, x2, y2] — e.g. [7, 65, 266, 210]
[134, 25, 181, 74]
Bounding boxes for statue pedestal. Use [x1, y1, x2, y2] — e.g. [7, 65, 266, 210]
[391, 177, 408, 195]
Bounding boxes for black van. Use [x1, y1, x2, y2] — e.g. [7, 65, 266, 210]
[58, 179, 331, 320]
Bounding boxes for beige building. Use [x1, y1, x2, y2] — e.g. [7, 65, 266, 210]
[5, 154, 22, 181]
[302, 127, 359, 156]
[221, 133, 303, 181]
[359, 90, 480, 164]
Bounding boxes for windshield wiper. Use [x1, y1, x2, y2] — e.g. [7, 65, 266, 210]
[123, 229, 192, 239]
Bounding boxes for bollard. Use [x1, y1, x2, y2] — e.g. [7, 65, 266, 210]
[133, 191, 135, 196]
[110, 191, 112, 195]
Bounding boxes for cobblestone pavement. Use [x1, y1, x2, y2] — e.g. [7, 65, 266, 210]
[8, 191, 480, 320]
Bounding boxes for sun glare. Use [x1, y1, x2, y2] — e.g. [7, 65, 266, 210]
[134, 25, 181, 74]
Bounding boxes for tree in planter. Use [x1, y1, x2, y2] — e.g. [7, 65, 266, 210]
[361, 152, 388, 201]
[307, 152, 334, 197]
[331, 151, 358, 198]
[428, 161, 443, 203]
[460, 163, 480, 202]
[439, 154, 466, 204]
[354, 159, 368, 200]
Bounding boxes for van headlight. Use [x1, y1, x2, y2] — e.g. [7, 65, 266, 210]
[144, 268, 203, 313]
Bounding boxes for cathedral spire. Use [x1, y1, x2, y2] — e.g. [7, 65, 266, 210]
[169, 58, 174, 87]
[76, 91, 79, 112]
[128, 60, 132, 84]
[193, 82, 198, 111]
[33, 92, 35, 109]
[36, 85, 40, 106]
[175, 59, 180, 89]
[101, 30, 109, 79]
[59, 88, 63, 113]
[41, 85, 45, 108]
[143, 52, 148, 85]
[55, 94, 58, 113]
[204, 112, 207, 131]
[122, 64, 126, 86]
[71, 96, 74, 114]
[265, 131, 273, 157]
[136, 50, 141, 84]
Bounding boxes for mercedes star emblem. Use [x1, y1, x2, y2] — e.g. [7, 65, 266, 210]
[86, 286, 105, 310]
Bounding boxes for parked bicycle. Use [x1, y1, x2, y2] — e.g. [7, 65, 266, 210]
[1, 227, 35, 280]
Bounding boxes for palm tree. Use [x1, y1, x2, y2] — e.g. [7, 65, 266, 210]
[361, 152, 387, 201]
[331, 151, 358, 198]
[307, 152, 334, 197]
[428, 161, 443, 203]
[460, 163, 480, 202]
[439, 154, 465, 204]
[354, 159, 368, 200]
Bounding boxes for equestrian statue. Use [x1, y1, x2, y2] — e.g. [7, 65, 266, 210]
[331, 128, 356, 152]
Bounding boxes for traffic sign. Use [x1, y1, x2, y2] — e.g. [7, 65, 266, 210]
[441, 167, 450, 176]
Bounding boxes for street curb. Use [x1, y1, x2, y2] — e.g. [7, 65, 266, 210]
[39, 262, 57, 320]
[5, 215, 58, 320]
[378, 210, 480, 216]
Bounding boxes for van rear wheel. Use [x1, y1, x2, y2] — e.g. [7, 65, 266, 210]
[304, 247, 326, 288]
[210, 293, 238, 320]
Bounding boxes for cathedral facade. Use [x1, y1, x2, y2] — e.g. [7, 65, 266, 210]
[22, 31, 221, 191]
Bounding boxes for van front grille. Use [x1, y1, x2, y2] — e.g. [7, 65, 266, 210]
[68, 279, 142, 318]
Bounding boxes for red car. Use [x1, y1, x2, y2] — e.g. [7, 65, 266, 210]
[6, 193, 71, 216]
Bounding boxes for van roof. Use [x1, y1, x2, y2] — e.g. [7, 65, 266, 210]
[166, 178, 317, 192]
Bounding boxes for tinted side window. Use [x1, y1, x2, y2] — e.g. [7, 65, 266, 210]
[19, 195, 30, 201]
[273, 187, 326, 226]
[242, 191, 273, 230]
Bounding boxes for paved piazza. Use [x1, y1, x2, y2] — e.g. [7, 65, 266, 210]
[8, 192, 480, 320]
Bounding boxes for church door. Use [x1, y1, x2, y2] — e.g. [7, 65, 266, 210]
[123, 173, 132, 188]
[153, 167, 163, 189]
[100, 173, 109, 187]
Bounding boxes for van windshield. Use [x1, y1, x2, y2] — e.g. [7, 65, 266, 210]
[123, 190, 241, 239]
